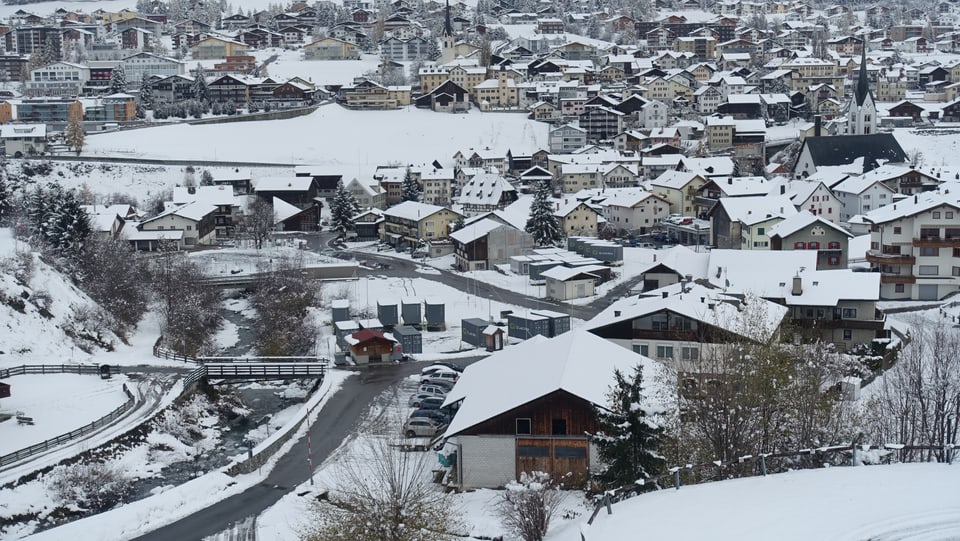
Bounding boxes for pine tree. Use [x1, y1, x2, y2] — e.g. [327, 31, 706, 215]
[590, 364, 665, 490]
[109, 65, 127, 94]
[525, 180, 563, 247]
[65, 115, 85, 154]
[401, 167, 421, 202]
[139, 76, 155, 109]
[0, 172, 9, 226]
[192, 64, 209, 103]
[41, 37, 59, 64]
[48, 190, 91, 259]
[329, 180, 360, 234]
[27, 185, 50, 240]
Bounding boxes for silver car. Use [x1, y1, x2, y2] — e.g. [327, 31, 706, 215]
[404, 417, 441, 438]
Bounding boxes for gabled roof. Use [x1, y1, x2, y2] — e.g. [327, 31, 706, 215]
[449, 216, 510, 244]
[767, 210, 853, 239]
[255, 176, 314, 192]
[384, 200, 458, 221]
[799, 134, 907, 173]
[713, 194, 797, 225]
[442, 329, 667, 437]
[862, 191, 960, 225]
[458, 173, 516, 207]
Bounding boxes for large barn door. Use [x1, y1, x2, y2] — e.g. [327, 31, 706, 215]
[516, 438, 590, 487]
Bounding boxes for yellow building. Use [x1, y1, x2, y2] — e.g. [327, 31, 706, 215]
[190, 37, 250, 60]
[303, 37, 360, 60]
[381, 200, 462, 249]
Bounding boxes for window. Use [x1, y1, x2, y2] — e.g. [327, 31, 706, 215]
[843, 329, 852, 340]
[794, 241, 806, 249]
[828, 256, 840, 266]
[864, 194, 871, 200]
[948, 212, 955, 219]
[681, 346, 699, 361]
[947, 228, 960, 239]
[552, 418, 567, 436]
[920, 247, 939, 257]
[518, 446, 550, 457]
[893, 227, 902, 234]
[955, 248, 960, 258]
[921, 228, 939, 239]
[828, 241, 841, 249]
[656, 345, 674, 359]
[953, 267, 960, 277]
[633, 344, 649, 356]
[933, 212, 942, 219]
[895, 284, 905, 293]
[554, 446, 587, 458]
[808, 241, 820, 249]
[841, 308, 858, 319]
[919, 265, 939, 275]
[757, 227, 765, 235]
[515, 418, 531, 435]
[186, 225, 192, 231]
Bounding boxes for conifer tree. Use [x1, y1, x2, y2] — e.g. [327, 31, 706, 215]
[330, 180, 360, 234]
[192, 64, 210, 104]
[65, 115, 85, 154]
[139, 76, 155, 109]
[401, 167, 421, 202]
[525, 180, 563, 247]
[590, 364, 665, 491]
[109, 65, 127, 94]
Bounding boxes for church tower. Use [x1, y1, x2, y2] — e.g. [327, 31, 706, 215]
[439, 0, 456, 64]
[846, 47, 877, 135]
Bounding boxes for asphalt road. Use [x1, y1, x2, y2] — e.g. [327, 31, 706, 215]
[133, 359, 483, 541]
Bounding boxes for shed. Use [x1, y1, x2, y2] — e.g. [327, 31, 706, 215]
[529, 260, 565, 284]
[507, 312, 550, 340]
[392, 325, 422, 355]
[542, 265, 601, 301]
[424, 297, 446, 331]
[331, 299, 350, 323]
[334, 320, 360, 348]
[402, 297, 422, 326]
[0, 381, 9, 399]
[377, 299, 399, 326]
[462, 317, 489, 348]
[357, 318, 384, 332]
[483, 324, 506, 351]
[345, 328, 397, 364]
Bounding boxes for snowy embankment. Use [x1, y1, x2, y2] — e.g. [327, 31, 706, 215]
[22, 370, 350, 541]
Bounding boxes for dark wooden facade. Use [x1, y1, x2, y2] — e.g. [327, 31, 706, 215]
[0, 381, 9, 399]
[459, 389, 598, 486]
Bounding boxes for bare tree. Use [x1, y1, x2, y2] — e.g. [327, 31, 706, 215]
[302, 434, 462, 541]
[252, 254, 319, 356]
[863, 316, 960, 462]
[495, 471, 564, 541]
[151, 252, 222, 356]
[239, 197, 275, 249]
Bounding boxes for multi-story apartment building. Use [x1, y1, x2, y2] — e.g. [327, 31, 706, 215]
[864, 192, 960, 300]
[26, 62, 89, 97]
[381, 201, 462, 250]
[122, 52, 184, 85]
[781, 57, 843, 92]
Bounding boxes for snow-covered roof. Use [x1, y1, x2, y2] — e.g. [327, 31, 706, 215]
[635, 245, 709, 278]
[384, 200, 453, 221]
[271, 197, 302, 223]
[862, 191, 960, 225]
[650, 170, 703, 189]
[254, 176, 314, 192]
[449, 217, 507, 244]
[443, 329, 666, 437]
[541, 264, 605, 281]
[458, 173, 516, 207]
[767, 210, 853, 239]
[715, 194, 797, 225]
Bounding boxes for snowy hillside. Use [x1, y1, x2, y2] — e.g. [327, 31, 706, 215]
[0, 228, 119, 364]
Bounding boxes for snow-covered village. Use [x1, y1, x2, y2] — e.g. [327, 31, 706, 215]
[0, 0, 959, 538]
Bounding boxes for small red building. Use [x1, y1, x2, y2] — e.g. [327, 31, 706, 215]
[346, 329, 398, 364]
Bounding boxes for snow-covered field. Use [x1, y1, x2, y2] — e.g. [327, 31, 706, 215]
[83, 105, 549, 168]
[0, 374, 131, 455]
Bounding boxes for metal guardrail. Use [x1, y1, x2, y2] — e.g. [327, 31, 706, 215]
[203, 362, 326, 379]
[153, 336, 331, 367]
[0, 381, 135, 468]
[0, 364, 118, 378]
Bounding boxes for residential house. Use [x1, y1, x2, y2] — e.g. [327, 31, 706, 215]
[768, 211, 853, 269]
[548, 124, 587, 153]
[381, 201, 462, 250]
[345, 329, 398, 364]
[190, 36, 249, 59]
[708, 194, 797, 249]
[26, 62, 89, 97]
[0, 124, 46, 157]
[578, 105, 623, 142]
[554, 200, 601, 237]
[339, 79, 411, 109]
[542, 265, 605, 300]
[649, 170, 709, 216]
[863, 191, 960, 300]
[591, 189, 671, 235]
[121, 52, 184, 85]
[303, 37, 361, 60]
[793, 134, 908, 178]
[138, 201, 217, 247]
[441, 329, 666, 489]
[450, 213, 533, 271]
[830, 170, 898, 222]
[786, 180, 843, 223]
[414, 80, 470, 113]
[458, 173, 518, 216]
[353, 208, 384, 241]
[345, 177, 386, 209]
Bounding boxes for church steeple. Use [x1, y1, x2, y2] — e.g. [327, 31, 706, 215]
[854, 46, 871, 106]
[443, 0, 453, 38]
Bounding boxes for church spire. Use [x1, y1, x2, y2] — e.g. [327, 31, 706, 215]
[443, 0, 453, 37]
[855, 46, 870, 106]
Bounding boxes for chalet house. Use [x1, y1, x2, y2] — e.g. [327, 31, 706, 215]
[649, 170, 709, 216]
[457, 173, 518, 216]
[207, 74, 252, 103]
[344, 178, 386, 209]
[589, 189, 670, 236]
[303, 37, 360, 60]
[863, 192, 960, 301]
[709, 195, 797, 250]
[692, 176, 781, 218]
[138, 201, 217, 247]
[441, 329, 667, 489]
[450, 213, 533, 271]
[152, 74, 194, 102]
[414, 80, 470, 113]
[830, 170, 898, 222]
[339, 79, 411, 109]
[786, 180, 843, 223]
[588, 280, 788, 370]
[353, 209, 384, 241]
[253, 176, 322, 229]
[768, 211, 853, 270]
[381, 201, 462, 251]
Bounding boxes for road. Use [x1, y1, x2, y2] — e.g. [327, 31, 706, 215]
[133, 358, 484, 541]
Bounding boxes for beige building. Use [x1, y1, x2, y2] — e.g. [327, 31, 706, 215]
[190, 37, 249, 60]
[381, 201, 462, 250]
[649, 171, 709, 216]
[781, 57, 843, 92]
[303, 37, 360, 60]
[473, 72, 519, 110]
[554, 201, 601, 237]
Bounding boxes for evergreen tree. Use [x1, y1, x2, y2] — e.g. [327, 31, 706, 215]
[192, 64, 209, 103]
[525, 180, 563, 247]
[109, 65, 127, 94]
[47, 189, 91, 259]
[590, 364, 665, 490]
[139, 76, 155, 109]
[329, 180, 359, 234]
[451, 215, 465, 232]
[41, 37, 59, 64]
[65, 115, 85, 154]
[0, 173, 9, 226]
[247, 100, 259, 113]
[400, 167, 421, 202]
[27, 185, 50, 240]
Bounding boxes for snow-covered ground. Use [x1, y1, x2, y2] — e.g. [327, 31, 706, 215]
[0, 374, 131, 455]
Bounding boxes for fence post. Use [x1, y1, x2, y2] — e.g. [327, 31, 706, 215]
[673, 468, 680, 490]
[851, 444, 857, 467]
[760, 454, 768, 476]
[604, 492, 612, 515]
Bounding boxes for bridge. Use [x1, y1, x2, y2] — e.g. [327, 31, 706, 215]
[199, 263, 358, 289]
[183, 361, 327, 386]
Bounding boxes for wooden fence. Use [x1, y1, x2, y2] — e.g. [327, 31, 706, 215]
[0, 381, 135, 468]
[586, 443, 956, 526]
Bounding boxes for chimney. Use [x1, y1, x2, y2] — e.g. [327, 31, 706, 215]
[716, 266, 722, 278]
[662, 291, 669, 298]
[914, 195, 918, 203]
[728, 177, 733, 184]
[792, 275, 803, 296]
[614, 310, 621, 317]
[814, 115, 822, 137]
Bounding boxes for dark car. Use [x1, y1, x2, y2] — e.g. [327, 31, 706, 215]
[417, 396, 446, 410]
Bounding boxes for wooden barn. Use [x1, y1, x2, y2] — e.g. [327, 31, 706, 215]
[345, 328, 398, 364]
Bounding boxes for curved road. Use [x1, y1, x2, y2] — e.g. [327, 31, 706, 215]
[133, 360, 476, 541]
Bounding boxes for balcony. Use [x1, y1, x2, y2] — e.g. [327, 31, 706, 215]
[912, 237, 960, 248]
[792, 311, 886, 331]
[865, 250, 915, 266]
[880, 274, 916, 284]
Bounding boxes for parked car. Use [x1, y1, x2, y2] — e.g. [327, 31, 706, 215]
[411, 408, 451, 425]
[404, 417, 441, 438]
[408, 392, 439, 408]
[416, 396, 446, 410]
[421, 369, 460, 386]
[417, 384, 449, 397]
[411, 250, 428, 259]
[420, 363, 462, 376]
